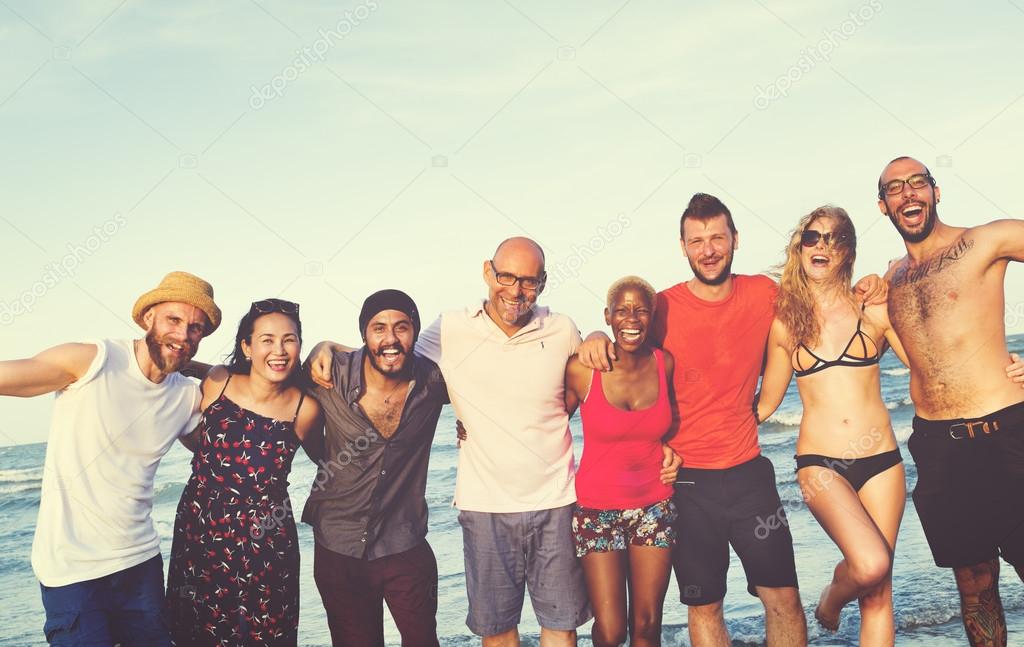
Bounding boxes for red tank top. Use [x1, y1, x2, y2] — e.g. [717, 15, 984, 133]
[575, 349, 674, 509]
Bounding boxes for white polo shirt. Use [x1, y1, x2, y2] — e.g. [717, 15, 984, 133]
[32, 338, 201, 587]
[416, 301, 581, 513]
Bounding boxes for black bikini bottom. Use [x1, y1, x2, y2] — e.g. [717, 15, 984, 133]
[795, 448, 903, 492]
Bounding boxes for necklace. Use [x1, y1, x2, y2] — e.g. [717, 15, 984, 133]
[381, 382, 407, 406]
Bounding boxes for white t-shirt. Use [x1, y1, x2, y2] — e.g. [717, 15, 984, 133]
[32, 338, 201, 587]
[416, 302, 581, 513]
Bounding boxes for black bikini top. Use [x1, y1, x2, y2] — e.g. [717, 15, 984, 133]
[792, 315, 880, 378]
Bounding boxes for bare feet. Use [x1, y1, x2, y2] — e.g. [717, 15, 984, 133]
[814, 585, 841, 633]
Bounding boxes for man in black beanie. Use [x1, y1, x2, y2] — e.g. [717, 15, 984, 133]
[302, 289, 448, 646]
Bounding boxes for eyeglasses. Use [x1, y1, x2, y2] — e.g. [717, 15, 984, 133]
[250, 298, 300, 315]
[800, 230, 849, 248]
[879, 173, 934, 198]
[489, 261, 545, 291]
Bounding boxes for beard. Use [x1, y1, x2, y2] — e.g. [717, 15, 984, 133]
[688, 252, 735, 286]
[887, 200, 938, 244]
[145, 329, 195, 374]
[366, 342, 413, 378]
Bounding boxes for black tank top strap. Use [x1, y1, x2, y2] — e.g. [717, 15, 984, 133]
[218, 373, 233, 399]
[291, 391, 306, 423]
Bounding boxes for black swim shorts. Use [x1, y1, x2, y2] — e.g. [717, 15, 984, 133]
[909, 401, 1024, 569]
[672, 455, 799, 606]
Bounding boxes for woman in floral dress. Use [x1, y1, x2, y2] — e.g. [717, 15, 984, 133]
[167, 299, 322, 646]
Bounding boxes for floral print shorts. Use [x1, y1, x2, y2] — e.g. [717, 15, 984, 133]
[571, 498, 677, 558]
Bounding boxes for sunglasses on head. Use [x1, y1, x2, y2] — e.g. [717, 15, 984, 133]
[800, 230, 849, 248]
[249, 298, 300, 316]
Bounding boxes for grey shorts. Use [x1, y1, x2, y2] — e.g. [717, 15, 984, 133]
[458, 504, 591, 636]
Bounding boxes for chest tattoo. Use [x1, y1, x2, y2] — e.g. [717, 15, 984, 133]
[890, 236, 974, 289]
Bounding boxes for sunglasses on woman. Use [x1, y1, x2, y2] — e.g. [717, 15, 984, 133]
[800, 230, 849, 248]
[249, 298, 300, 316]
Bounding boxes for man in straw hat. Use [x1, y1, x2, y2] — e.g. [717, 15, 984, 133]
[0, 271, 220, 646]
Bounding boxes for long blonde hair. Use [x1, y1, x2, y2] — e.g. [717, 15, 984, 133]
[774, 205, 857, 349]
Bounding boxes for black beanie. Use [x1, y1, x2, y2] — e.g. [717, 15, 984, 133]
[358, 289, 421, 339]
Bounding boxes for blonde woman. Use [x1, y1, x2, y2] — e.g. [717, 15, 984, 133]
[756, 206, 908, 644]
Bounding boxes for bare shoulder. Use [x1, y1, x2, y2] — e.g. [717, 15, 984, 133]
[768, 316, 791, 348]
[883, 254, 908, 280]
[967, 219, 1024, 251]
[660, 349, 674, 375]
[36, 342, 100, 380]
[566, 354, 587, 378]
[200, 365, 230, 397]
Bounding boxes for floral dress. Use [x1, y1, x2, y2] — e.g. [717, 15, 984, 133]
[167, 376, 304, 646]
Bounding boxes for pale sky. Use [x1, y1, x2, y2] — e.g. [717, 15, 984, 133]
[2, 1, 1023, 445]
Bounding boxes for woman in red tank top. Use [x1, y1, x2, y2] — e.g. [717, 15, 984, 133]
[564, 276, 679, 647]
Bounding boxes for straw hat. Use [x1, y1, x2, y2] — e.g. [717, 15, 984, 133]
[132, 271, 222, 335]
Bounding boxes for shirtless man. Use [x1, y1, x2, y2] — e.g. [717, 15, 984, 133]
[879, 156, 1024, 647]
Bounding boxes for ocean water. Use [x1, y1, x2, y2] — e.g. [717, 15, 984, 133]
[2, 339, 1023, 646]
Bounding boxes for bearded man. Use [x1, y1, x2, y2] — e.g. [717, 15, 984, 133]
[0, 270, 220, 646]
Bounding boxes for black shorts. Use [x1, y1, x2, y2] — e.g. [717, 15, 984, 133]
[672, 455, 799, 606]
[909, 401, 1024, 569]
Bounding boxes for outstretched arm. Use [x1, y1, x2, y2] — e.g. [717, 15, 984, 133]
[0, 343, 97, 398]
[987, 219, 1024, 262]
[756, 318, 794, 423]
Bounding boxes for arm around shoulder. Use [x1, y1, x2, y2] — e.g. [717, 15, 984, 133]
[294, 395, 325, 463]
[0, 342, 99, 398]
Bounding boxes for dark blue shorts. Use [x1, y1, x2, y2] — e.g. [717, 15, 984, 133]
[40, 554, 170, 646]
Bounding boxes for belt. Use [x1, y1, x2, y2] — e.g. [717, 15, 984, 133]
[947, 419, 1000, 440]
[915, 410, 1018, 440]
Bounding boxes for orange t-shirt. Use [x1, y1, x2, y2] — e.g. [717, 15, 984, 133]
[652, 274, 778, 469]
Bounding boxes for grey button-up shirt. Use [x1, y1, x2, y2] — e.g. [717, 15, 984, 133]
[301, 347, 448, 559]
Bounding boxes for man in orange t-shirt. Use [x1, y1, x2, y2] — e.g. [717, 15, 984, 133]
[579, 193, 884, 646]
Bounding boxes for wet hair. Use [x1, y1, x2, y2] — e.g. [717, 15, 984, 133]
[774, 205, 857, 349]
[680, 192, 737, 238]
[225, 302, 305, 388]
[606, 275, 657, 312]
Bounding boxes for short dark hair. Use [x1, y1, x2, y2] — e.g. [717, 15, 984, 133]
[877, 156, 935, 199]
[680, 193, 736, 239]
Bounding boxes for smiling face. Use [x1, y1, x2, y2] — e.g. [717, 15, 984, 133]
[483, 238, 545, 333]
[142, 302, 207, 374]
[877, 157, 941, 244]
[681, 214, 737, 286]
[241, 312, 301, 384]
[363, 309, 415, 377]
[605, 286, 654, 353]
[800, 216, 850, 282]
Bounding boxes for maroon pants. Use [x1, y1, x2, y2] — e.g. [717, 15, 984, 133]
[313, 541, 439, 647]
